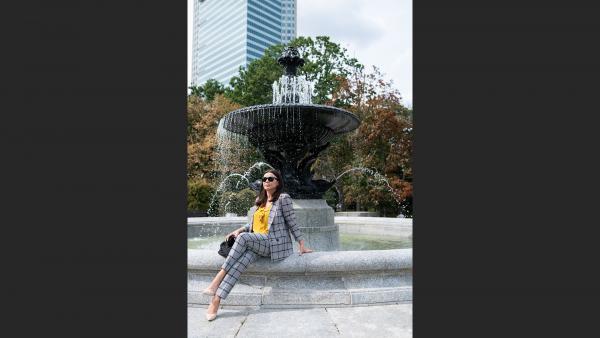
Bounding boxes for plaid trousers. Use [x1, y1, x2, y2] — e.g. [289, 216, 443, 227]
[216, 232, 270, 299]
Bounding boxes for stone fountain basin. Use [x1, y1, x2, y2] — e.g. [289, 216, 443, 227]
[188, 216, 412, 239]
[334, 216, 413, 238]
[188, 248, 412, 307]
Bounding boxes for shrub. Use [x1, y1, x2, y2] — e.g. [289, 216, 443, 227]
[218, 188, 257, 216]
[187, 179, 214, 212]
[323, 188, 339, 210]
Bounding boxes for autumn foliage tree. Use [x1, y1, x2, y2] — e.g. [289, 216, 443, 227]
[187, 94, 241, 180]
[314, 65, 413, 216]
[187, 92, 264, 214]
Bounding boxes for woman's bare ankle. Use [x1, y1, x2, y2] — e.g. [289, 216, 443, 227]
[207, 296, 220, 313]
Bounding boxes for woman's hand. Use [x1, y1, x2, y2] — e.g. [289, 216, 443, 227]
[225, 229, 242, 240]
[298, 240, 313, 255]
[299, 246, 313, 255]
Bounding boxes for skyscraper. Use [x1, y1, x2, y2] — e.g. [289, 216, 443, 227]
[191, 0, 297, 87]
[281, 0, 297, 43]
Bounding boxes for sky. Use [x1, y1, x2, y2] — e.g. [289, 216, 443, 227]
[188, 0, 412, 107]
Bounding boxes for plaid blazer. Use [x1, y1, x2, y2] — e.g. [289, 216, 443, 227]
[244, 193, 304, 261]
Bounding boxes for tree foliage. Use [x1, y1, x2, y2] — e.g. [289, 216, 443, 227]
[187, 94, 241, 181]
[189, 79, 225, 102]
[188, 36, 413, 216]
[314, 65, 413, 216]
[225, 36, 362, 106]
[188, 179, 214, 211]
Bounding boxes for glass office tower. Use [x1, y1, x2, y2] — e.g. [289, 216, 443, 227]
[191, 0, 297, 87]
[281, 0, 297, 43]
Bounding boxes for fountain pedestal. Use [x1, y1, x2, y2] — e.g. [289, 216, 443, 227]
[247, 199, 339, 251]
[290, 199, 339, 252]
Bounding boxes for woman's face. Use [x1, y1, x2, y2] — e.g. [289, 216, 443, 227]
[262, 173, 279, 192]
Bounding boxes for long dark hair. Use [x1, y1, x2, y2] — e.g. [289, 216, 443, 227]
[255, 169, 284, 207]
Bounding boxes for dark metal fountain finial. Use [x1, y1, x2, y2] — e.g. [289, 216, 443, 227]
[278, 46, 304, 76]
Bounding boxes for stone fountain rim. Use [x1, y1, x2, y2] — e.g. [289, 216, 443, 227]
[188, 248, 412, 274]
[188, 248, 413, 307]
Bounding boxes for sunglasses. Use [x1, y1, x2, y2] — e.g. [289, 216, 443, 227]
[262, 176, 278, 182]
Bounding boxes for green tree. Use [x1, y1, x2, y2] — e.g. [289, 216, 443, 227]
[189, 85, 202, 97]
[225, 36, 362, 106]
[225, 55, 282, 106]
[188, 178, 215, 212]
[218, 188, 256, 216]
[189, 79, 225, 102]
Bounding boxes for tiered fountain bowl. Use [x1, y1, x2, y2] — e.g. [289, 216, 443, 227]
[219, 46, 360, 200]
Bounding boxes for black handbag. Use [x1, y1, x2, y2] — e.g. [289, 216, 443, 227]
[218, 235, 236, 258]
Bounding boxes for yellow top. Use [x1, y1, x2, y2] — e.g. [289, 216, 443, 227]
[252, 204, 272, 234]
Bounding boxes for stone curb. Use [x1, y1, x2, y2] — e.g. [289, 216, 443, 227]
[188, 249, 412, 273]
[188, 249, 412, 307]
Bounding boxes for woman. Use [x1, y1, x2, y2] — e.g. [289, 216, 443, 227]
[202, 169, 313, 321]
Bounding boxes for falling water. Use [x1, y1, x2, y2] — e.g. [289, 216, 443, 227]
[206, 173, 251, 216]
[215, 114, 261, 177]
[240, 161, 274, 183]
[206, 162, 275, 216]
[272, 75, 314, 104]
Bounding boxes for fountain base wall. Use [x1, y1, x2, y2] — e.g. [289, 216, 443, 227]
[188, 249, 412, 307]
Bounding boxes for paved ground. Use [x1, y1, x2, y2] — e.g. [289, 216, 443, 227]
[188, 303, 412, 338]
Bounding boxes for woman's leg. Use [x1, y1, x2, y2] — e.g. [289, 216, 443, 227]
[205, 232, 267, 294]
[207, 250, 259, 316]
[216, 233, 270, 296]
[221, 232, 269, 274]
[207, 233, 269, 317]
[217, 249, 260, 299]
[203, 269, 226, 294]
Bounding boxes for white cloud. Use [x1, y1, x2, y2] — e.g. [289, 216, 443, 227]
[298, 0, 412, 107]
[298, 0, 384, 49]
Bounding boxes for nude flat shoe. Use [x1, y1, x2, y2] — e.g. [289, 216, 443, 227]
[206, 313, 217, 321]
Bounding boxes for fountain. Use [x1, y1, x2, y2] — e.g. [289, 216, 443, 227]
[220, 46, 360, 199]
[217, 46, 360, 252]
[188, 47, 412, 307]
